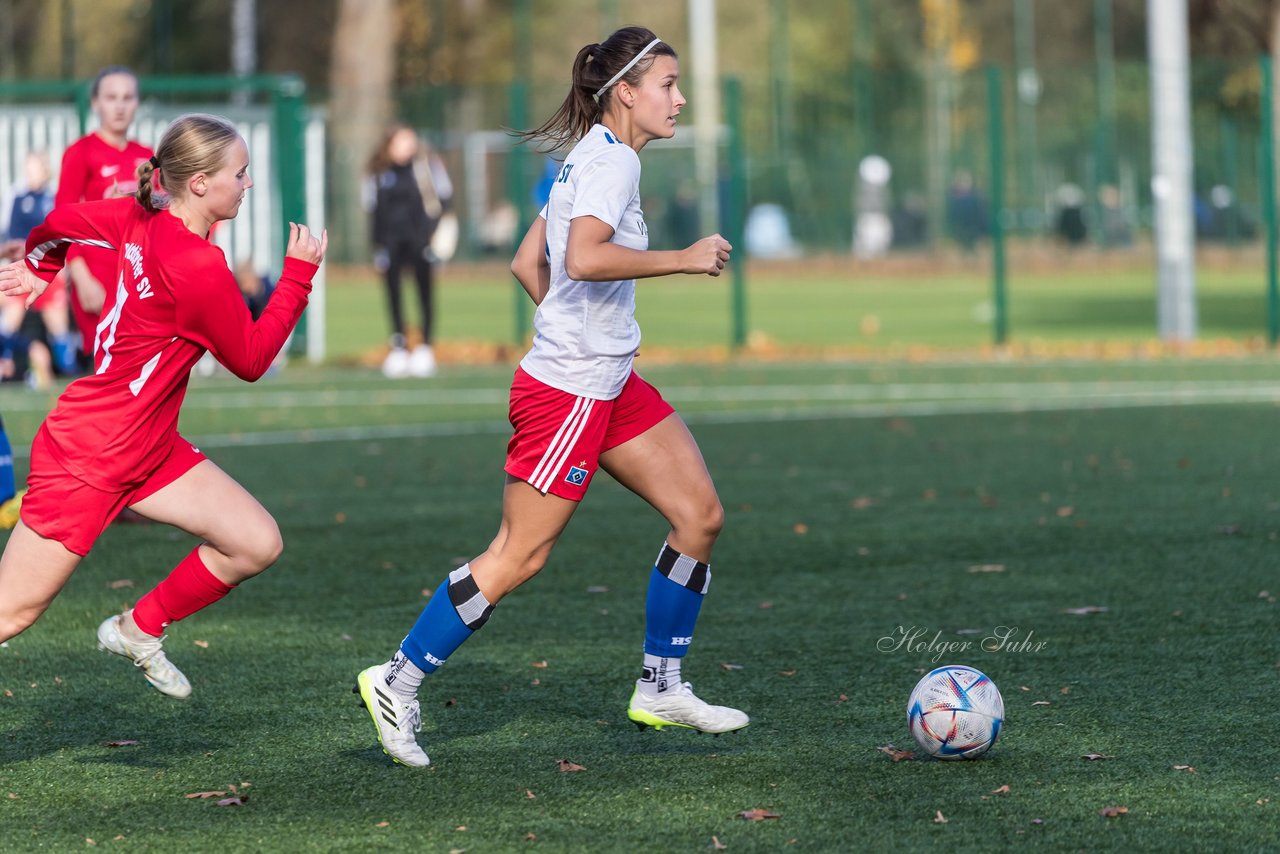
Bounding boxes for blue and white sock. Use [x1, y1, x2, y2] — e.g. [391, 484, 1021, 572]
[640, 543, 710, 696]
[391, 563, 494, 700]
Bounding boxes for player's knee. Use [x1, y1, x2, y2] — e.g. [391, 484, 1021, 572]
[0, 607, 41, 643]
[239, 517, 284, 573]
[676, 495, 724, 543]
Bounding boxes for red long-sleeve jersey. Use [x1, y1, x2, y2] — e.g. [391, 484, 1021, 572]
[24, 197, 317, 491]
[55, 135, 154, 300]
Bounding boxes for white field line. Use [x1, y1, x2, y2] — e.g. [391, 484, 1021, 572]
[7, 381, 1280, 458]
[5, 380, 1280, 413]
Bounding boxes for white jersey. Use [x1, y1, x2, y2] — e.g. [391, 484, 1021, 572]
[519, 124, 648, 400]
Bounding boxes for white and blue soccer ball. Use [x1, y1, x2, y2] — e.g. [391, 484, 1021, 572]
[907, 665, 1004, 760]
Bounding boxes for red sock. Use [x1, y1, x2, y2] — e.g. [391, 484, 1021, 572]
[131, 548, 235, 637]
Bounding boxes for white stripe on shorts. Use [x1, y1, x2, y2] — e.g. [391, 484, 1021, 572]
[530, 396, 595, 494]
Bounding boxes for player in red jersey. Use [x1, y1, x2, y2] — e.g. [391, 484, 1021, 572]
[55, 66, 154, 363]
[0, 114, 327, 700]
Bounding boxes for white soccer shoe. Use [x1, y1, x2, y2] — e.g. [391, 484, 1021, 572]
[627, 681, 750, 734]
[355, 663, 430, 768]
[408, 344, 437, 378]
[382, 347, 411, 379]
[96, 615, 192, 700]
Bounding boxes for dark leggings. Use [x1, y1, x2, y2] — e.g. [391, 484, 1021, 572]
[383, 240, 435, 344]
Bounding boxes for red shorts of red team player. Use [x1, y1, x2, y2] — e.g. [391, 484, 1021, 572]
[22, 427, 207, 556]
[505, 367, 675, 501]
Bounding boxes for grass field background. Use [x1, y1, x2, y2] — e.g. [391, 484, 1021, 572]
[2, 356, 1279, 851]
[323, 248, 1272, 362]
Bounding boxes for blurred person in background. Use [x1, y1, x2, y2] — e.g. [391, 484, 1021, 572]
[364, 124, 453, 378]
[2, 152, 77, 385]
[56, 66, 153, 369]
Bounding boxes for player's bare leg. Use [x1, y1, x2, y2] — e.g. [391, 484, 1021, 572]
[601, 413, 748, 734]
[94, 460, 283, 699]
[0, 521, 82, 642]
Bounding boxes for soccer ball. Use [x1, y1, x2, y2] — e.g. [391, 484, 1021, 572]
[907, 665, 1004, 760]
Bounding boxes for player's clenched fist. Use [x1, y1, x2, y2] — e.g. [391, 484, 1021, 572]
[680, 233, 733, 277]
[285, 222, 328, 265]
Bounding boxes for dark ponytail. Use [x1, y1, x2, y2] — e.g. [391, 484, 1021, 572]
[515, 26, 676, 152]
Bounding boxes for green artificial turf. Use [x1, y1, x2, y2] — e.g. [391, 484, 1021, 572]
[2, 360, 1279, 851]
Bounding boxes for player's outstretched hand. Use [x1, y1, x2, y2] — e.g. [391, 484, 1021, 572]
[285, 222, 328, 265]
[681, 233, 732, 277]
[0, 260, 47, 307]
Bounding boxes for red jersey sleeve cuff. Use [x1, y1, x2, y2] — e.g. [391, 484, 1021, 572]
[279, 256, 319, 288]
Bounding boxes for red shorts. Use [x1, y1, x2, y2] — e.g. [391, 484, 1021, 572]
[505, 367, 675, 501]
[27, 272, 68, 313]
[21, 428, 207, 556]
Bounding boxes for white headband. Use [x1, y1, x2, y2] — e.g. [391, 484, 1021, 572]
[595, 38, 663, 98]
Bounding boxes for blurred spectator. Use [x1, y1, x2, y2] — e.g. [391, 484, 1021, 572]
[891, 191, 929, 249]
[1097, 184, 1132, 248]
[236, 258, 276, 320]
[1054, 183, 1088, 246]
[364, 123, 453, 378]
[2, 152, 76, 385]
[1198, 185, 1256, 243]
[946, 171, 987, 252]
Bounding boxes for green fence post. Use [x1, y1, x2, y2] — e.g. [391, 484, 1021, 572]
[724, 77, 748, 350]
[987, 66, 1008, 346]
[1262, 55, 1278, 347]
[271, 74, 309, 354]
[509, 0, 533, 349]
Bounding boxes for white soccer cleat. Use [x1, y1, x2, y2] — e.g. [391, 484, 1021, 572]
[355, 663, 430, 768]
[382, 347, 411, 378]
[408, 344, 437, 378]
[96, 615, 192, 700]
[627, 681, 749, 734]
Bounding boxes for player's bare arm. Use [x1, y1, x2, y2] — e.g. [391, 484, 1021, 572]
[565, 215, 731, 281]
[511, 215, 551, 304]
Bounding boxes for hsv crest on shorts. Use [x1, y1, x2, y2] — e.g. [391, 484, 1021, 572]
[565, 465, 588, 485]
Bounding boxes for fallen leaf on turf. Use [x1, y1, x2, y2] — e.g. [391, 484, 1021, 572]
[1063, 606, 1107, 615]
[455, 825, 466, 831]
[1020, 686, 1031, 692]
[968, 564, 1005, 573]
[758, 601, 774, 609]
[525, 789, 536, 799]
[1172, 765, 1197, 773]
[103, 740, 138, 747]
[1258, 798, 1271, 805]
[1060, 686, 1071, 695]
[712, 836, 728, 850]
[6, 793, 16, 800]
[1081, 753, 1110, 760]
[108, 579, 134, 589]
[524, 832, 537, 841]
[1031, 818, 1044, 825]
[444, 698, 457, 707]
[85, 839, 95, 846]
[991, 785, 1010, 794]
[739, 809, 780, 821]
[1032, 701, 1051, 706]
[933, 810, 947, 824]
[531, 660, 548, 669]
[557, 759, 585, 772]
[216, 796, 248, 807]
[184, 791, 227, 799]
[1056, 506, 1074, 517]
[877, 744, 916, 762]
[721, 663, 744, 671]
[955, 628, 981, 635]
[586, 585, 609, 593]
[193, 640, 209, 649]
[3, 690, 11, 697]
[1099, 806, 1128, 818]
[792, 523, 808, 535]
[777, 670, 796, 677]
[853, 496, 875, 509]
[113, 837, 124, 842]
[375, 821, 389, 828]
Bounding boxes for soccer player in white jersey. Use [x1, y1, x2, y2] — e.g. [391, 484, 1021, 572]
[355, 25, 744, 767]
